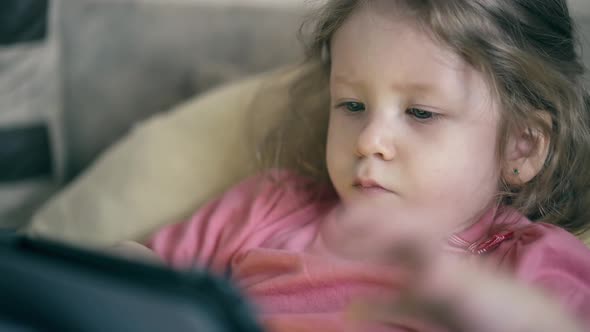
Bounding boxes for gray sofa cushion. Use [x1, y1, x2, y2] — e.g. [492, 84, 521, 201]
[57, 0, 304, 179]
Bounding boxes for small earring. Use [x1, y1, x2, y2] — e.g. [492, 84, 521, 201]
[513, 168, 520, 176]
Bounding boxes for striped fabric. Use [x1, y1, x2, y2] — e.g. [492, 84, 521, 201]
[0, 1, 62, 229]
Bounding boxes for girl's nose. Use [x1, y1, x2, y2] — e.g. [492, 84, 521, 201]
[355, 118, 396, 161]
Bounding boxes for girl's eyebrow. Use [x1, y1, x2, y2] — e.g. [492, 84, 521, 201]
[331, 74, 366, 88]
[333, 73, 440, 95]
[390, 81, 437, 94]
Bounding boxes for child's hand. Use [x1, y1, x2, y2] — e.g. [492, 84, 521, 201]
[106, 241, 163, 264]
[329, 205, 584, 332]
[351, 256, 583, 332]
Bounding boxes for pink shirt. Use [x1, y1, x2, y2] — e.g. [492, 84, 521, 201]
[147, 171, 590, 331]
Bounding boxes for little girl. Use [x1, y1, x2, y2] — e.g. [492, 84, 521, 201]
[133, 0, 590, 330]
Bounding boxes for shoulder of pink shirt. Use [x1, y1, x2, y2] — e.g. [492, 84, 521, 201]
[145, 169, 336, 272]
[495, 218, 590, 322]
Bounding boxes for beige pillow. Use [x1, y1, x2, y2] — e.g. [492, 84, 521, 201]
[25, 65, 590, 248]
[25, 66, 296, 247]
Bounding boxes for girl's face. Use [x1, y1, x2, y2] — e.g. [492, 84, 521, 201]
[326, 6, 502, 230]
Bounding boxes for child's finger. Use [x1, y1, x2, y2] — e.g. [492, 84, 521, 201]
[353, 284, 583, 332]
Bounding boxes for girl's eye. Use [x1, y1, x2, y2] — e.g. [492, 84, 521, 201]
[338, 101, 366, 113]
[407, 108, 436, 121]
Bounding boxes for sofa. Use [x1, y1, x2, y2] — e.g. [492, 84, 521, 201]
[1, 0, 304, 231]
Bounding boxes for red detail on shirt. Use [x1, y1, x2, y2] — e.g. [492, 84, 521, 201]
[471, 231, 514, 255]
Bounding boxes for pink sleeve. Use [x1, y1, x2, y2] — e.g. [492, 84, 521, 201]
[145, 170, 327, 274]
[500, 223, 590, 327]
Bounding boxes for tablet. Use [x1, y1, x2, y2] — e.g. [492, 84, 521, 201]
[0, 232, 262, 332]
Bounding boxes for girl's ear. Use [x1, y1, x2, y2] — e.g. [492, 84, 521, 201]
[503, 113, 551, 185]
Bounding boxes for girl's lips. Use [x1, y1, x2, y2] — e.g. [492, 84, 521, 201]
[354, 186, 392, 195]
[353, 178, 394, 194]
